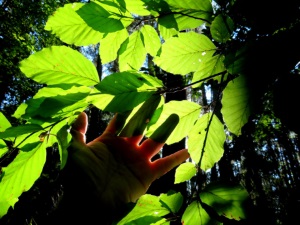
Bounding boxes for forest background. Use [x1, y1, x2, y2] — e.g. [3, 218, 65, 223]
[0, 0, 299, 225]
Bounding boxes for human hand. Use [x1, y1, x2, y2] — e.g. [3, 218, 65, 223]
[69, 111, 189, 203]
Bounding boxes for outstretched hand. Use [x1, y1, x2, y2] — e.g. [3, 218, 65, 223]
[56, 112, 189, 224]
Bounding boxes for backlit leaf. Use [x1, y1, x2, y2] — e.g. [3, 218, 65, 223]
[175, 162, 197, 184]
[140, 25, 161, 57]
[165, 0, 213, 11]
[118, 94, 163, 137]
[15, 86, 91, 121]
[154, 32, 216, 75]
[76, 2, 125, 32]
[45, 3, 104, 45]
[188, 113, 225, 170]
[0, 124, 44, 139]
[181, 200, 218, 225]
[123, 0, 151, 16]
[55, 123, 72, 169]
[117, 194, 170, 225]
[165, 0, 213, 30]
[158, 13, 179, 40]
[221, 75, 253, 136]
[192, 54, 226, 88]
[0, 112, 11, 132]
[146, 100, 201, 144]
[95, 71, 163, 112]
[19, 46, 99, 86]
[119, 30, 147, 71]
[100, 29, 128, 64]
[93, 0, 133, 27]
[0, 140, 8, 158]
[211, 15, 234, 43]
[159, 191, 183, 214]
[200, 182, 249, 221]
[0, 142, 47, 217]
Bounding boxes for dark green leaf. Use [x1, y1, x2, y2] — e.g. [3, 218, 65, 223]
[118, 94, 163, 137]
[211, 15, 234, 43]
[159, 191, 183, 213]
[76, 2, 125, 33]
[200, 182, 249, 221]
[0, 113, 11, 132]
[117, 194, 170, 225]
[95, 72, 162, 112]
[0, 124, 44, 139]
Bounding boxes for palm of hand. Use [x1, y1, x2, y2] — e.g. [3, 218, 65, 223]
[69, 112, 189, 208]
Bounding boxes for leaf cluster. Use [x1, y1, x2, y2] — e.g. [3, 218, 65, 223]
[0, 0, 299, 224]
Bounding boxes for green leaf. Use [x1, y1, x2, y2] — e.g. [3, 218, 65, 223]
[146, 100, 201, 145]
[151, 218, 170, 225]
[144, 0, 171, 17]
[188, 113, 225, 170]
[0, 124, 44, 139]
[154, 32, 216, 75]
[31, 93, 88, 119]
[159, 191, 183, 213]
[140, 25, 161, 57]
[19, 46, 99, 86]
[224, 46, 248, 75]
[45, 3, 104, 45]
[221, 75, 253, 136]
[118, 94, 163, 137]
[150, 114, 179, 143]
[164, 0, 213, 30]
[175, 162, 197, 184]
[54, 123, 72, 169]
[0, 139, 8, 158]
[191, 54, 226, 88]
[95, 71, 163, 112]
[116, 194, 170, 225]
[119, 30, 147, 71]
[182, 200, 218, 225]
[211, 15, 234, 43]
[115, 94, 164, 136]
[88, 92, 115, 111]
[173, 10, 208, 31]
[0, 142, 47, 217]
[200, 182, 249, 221]
[165, 0, 213, 11]
[76, 1, 126, 32]
[0, 200, 13, 218]
[158, 14, 179, 40]
[0, 112, 11, 132]
[16, 86, 91, 121]
[93, 0, 133, 27]
[122, 0, 151, 16]
[100, 29, 128, 64]
[121, 216, 166, 225]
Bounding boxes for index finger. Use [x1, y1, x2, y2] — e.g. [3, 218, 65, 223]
[152, 149, 189, 179]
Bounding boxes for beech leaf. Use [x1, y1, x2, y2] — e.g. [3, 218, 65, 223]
[19, 46, 99, 86]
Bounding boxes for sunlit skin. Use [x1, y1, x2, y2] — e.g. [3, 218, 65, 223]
[67, 112, 189, 221]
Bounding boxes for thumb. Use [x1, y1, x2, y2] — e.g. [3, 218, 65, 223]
[70, 112, 88, 144]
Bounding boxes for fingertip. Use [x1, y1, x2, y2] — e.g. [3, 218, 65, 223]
[152, 149, 190, 178]
[72, 112, 88, 134]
